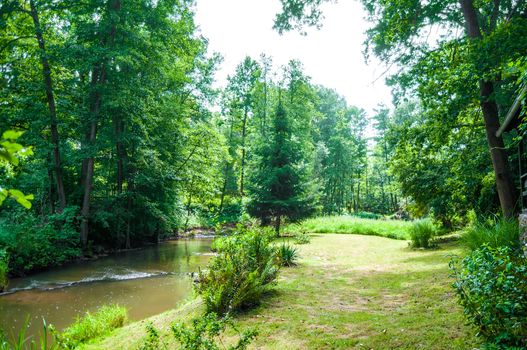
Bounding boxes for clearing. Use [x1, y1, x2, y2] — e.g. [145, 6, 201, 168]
[85, 234, 478, 349]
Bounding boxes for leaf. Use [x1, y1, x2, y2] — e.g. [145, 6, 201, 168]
[2, 130, 24, 140]
[8, 189, 33, 209]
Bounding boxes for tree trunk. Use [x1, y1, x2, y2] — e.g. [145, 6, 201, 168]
[115, 117, 124, 193]
[460, 0, 519, 217]
[29, 0, 66, 212]
[80, 0, 121, 250]
[240, 106, 248, 196]
[275, 215, 281, 237]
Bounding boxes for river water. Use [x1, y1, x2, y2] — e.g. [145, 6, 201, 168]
[0, 238, 213, 338]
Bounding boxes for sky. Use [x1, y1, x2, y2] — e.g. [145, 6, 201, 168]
[193, 0, 393, 117]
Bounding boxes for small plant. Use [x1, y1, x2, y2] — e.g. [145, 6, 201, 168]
[294, 231, 310, 245]
[195, 227, 279, 315]
[58, 304, 127, 348]
[450, 245, 527, 348]
[138, 322, 165, 350]
[409, 219, 437, 249]
[0, 318, 60, 350]
[276, 244, 298, 267]
[461, 217, 520, 252]
[172, 313, 257, 350]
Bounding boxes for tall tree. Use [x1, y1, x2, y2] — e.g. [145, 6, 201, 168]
[275, 0, 527, 218]
[247, 98, 315, 235]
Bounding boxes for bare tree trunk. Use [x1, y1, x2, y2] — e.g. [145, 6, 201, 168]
[460, 0, 518, 218]
[29, 0, 66, 212]
[275, 215, 281, 237]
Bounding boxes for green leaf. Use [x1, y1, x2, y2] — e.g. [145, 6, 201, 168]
[2, 130, 24, 141]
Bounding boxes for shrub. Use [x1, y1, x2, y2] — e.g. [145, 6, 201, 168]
[294, 231, 310, 244]
[138, 322, 163, 350]
[409, 219, 437, 248]
[0, 206, 81, 275]
[0, 250, 8, 292]
[461, 218, 520, 252]
[450, 246, 527, 348]
[276, 244, 298, 267]
[352, 211, 383, 220]
[58, 304, 127, 348]
[172, 313, 257, 350]
[195, 227, 279, 315]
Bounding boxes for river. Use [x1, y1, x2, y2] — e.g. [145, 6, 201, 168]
[0, 237, 212, 339]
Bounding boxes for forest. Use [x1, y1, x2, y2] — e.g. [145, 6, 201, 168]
[1, 0, 527, 349]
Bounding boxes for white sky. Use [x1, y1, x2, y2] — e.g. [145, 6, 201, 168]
[194, 0, 393, 118]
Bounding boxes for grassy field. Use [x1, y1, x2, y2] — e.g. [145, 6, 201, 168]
[284, 215, 413, 240]
[85, 233, 478, 349]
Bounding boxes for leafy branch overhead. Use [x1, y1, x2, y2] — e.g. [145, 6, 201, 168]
[0, 130, 34, 208]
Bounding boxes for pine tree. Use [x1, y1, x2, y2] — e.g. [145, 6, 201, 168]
[247, 98, 315, 236]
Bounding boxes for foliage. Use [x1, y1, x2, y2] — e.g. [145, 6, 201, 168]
[0, 130, 33, 209]
[195, 227, 280, 315]
[275, 0, 527, 222]
[293, 231, 310, 245]
[461, 218, 520, 252]
[352, 212, 383, 220]
[285, 216, 412, 240]
[57, 305, 127, 349]
[276, 244, 298, 267]
[451, 246, 527, 348]
[0, 207, 80, 275]
[409, 219, 438, 249]
[172, 313, 258, 350]
[0, 249, 7, 292]
[138, 322, 163, 350]
[0, 318, 60, 350]
[247, 92, 316, 236]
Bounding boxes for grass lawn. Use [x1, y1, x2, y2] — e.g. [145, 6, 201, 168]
[285, 215, 413, 239]
[85, 233, 478, 349]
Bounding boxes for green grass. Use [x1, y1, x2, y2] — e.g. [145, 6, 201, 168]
[461, 217, 520, 251]
[85, 232, 477, 349]
[59, 304, 127, 348]
[284, 215, 413, 240]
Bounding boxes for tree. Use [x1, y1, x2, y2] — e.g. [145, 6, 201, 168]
[275, 0, 527, 218]
[247, 98, 315, 236]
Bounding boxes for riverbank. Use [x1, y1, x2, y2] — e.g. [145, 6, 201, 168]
[85, 234, 478, 349]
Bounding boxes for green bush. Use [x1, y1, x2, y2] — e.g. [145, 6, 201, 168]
[0, 250, 8, 292]
[58, 304, 127, 348]
[171, 313, 257, 350]
[195, 227, 279, 315]
[0, 206, 81, 275]
[409, 219, 437, 248]
[138, 322, 162, 350]
[294, 231, 310, 244]
[450, 246, 527, 348]
[352, 211, 383, 220]
[276, 244, 298, 267]
[461, 218, 520, 252]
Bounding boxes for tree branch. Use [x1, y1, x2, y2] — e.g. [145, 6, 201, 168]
[0, 36, 36, 53]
